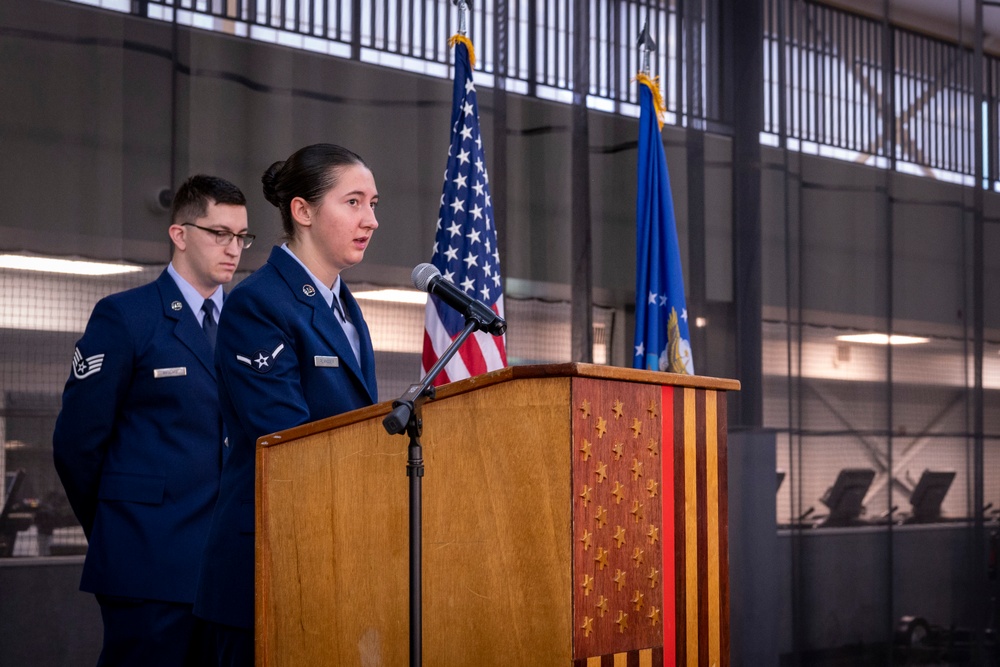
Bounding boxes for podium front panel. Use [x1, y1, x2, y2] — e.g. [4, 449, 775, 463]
[257, 366, 732, 667]
[569, 379, 728, 667]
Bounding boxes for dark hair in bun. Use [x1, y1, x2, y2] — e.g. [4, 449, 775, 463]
[260, 144, 369, 239]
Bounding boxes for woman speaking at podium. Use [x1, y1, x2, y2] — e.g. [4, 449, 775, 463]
[194, 143, 381, 666]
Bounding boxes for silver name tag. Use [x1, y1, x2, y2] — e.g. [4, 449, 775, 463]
[314, 356, 339, 368]
[154, 367, 187, 378]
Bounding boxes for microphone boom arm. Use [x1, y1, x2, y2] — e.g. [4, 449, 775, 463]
[382, 317, 480, 435]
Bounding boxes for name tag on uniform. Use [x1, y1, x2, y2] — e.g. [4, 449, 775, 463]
[154, 367, 187, 379]
[314, 356, 339, 368]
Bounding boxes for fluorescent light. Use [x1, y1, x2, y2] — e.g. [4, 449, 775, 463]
[353, 288, 427, 305]
[835, 333, 930, 345]
[0, 254, 144, 276]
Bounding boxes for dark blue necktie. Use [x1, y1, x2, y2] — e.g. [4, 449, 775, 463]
[201, 299, 217, 351]
[332, 293, 348, 323]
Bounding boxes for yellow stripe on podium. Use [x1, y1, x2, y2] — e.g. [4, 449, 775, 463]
[706, 391, 721, 667]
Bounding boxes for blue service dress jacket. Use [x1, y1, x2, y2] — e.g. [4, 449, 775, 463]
[194, 246, 378, 630]
[52, 269, 224, 603]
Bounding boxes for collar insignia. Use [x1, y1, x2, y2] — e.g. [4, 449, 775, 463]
[171, 300, 183, 311]
[302, 285, 316, 297]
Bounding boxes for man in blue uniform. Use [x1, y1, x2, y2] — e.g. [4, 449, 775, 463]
[53, 174, 252, 666]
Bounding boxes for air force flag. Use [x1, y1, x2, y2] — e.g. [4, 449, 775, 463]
[633, 74, 694, 374]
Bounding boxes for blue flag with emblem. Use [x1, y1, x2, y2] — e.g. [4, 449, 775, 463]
[633, 74, 693, 374]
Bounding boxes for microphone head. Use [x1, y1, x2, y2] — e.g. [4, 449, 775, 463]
[411, 263, 441, 292]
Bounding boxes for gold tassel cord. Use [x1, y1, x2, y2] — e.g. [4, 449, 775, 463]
[634, 72, 666, 130]
[448, 34, 477, 68]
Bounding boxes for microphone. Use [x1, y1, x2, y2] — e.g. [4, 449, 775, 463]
[412, 263, 507, 336]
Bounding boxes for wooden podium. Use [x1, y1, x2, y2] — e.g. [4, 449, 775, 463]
[256, 363, 739, 666]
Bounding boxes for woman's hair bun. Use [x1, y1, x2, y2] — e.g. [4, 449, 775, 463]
[261, 160, 286, 207]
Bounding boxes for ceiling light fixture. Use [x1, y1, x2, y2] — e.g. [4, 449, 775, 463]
[835, 333, 930, 345]
[353, 288, 427, 305]
[0, 254, 144, 276]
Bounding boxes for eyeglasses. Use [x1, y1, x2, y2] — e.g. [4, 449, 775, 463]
[182, 223, 255, 249]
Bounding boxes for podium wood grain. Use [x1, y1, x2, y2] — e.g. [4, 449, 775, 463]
[256, 363, 739, 667]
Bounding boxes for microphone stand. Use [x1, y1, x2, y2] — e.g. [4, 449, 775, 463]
[382, 316, 481, 667]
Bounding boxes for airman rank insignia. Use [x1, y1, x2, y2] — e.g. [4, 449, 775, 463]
[302, 285, 316, 297]
[236, 343, 285, 374]
[171, 300, 183, 311]
[72, 347, 105, 380]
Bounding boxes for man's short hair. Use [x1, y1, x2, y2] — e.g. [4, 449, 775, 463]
[171, 175, 247, 226]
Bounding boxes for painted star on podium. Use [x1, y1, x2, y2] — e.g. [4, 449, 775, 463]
[594, 546, 609, 570]
[612, 481, 626, 505]
[595, 595, 609, 617]
[615, 610, 629, 633]
[647, 438, 659, 457]
[613, 568, 627, 591]
[631, 500, 644, 523]
[612, 441, 625, 461]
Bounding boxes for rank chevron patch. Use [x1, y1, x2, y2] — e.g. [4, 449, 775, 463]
[72, 347, 105, 380]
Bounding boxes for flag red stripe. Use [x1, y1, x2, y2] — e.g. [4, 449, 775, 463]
[421, 330, 453, 385]
[456, 332, 489, 377]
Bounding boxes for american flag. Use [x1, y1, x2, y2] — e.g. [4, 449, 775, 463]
[421, 39, 507, 384]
